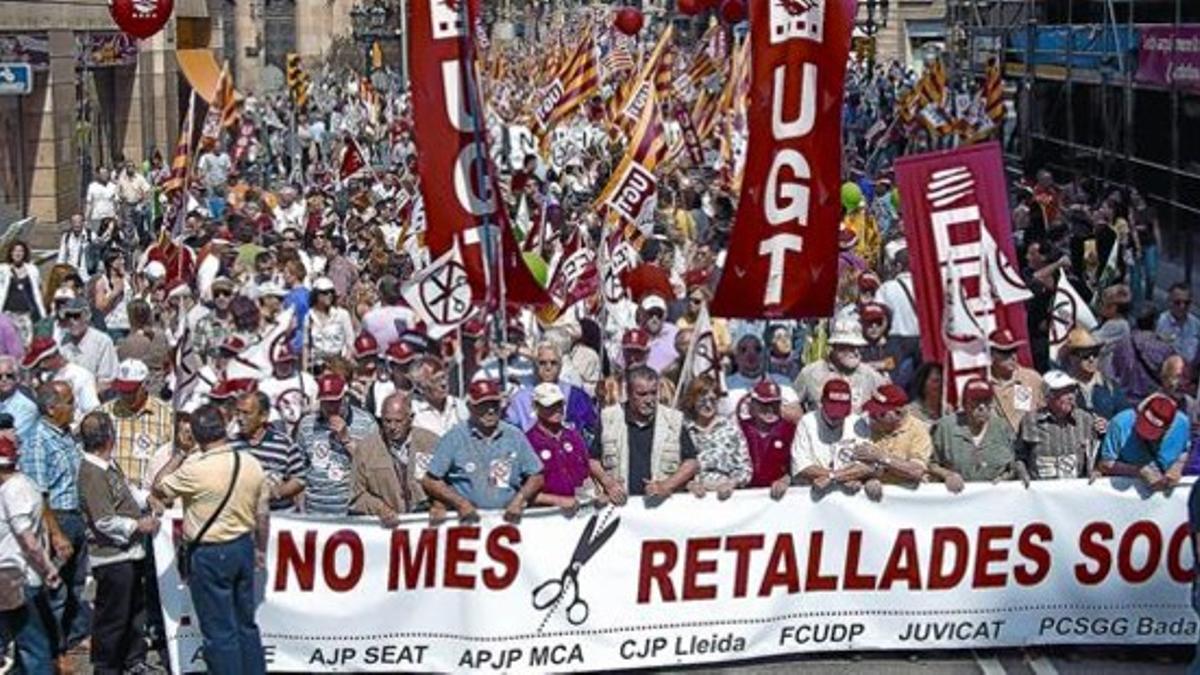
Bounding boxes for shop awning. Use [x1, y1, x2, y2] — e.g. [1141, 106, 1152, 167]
[176, 48, 222, 103]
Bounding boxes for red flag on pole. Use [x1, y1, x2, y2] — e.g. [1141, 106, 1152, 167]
[408, 0, 548, 307]
[339, 138, 368, 182]
[709, 0, 856, 319]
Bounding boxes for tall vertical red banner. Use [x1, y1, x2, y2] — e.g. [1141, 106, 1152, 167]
[895, 142, 1032, 405]
[710, 0, 855, 319]
[408, 0, 548, 306]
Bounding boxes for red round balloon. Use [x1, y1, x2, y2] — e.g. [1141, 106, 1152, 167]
[719, 0, 746, 24]
[614, 7, 645, 36]
[677, 0, 702, 16]
[109, 0, 174, 39]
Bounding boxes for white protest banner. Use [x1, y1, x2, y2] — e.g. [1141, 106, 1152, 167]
[401, 246, 473, 338]
[157, 479, 1197, 673]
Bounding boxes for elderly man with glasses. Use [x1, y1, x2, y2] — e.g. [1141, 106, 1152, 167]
[1156, 283, 1200, 365]
[1061, 328, 1129, 422]
[53, 298, 118, 394]
[423, 379, 544, 523]
[505, 341, 598, 442]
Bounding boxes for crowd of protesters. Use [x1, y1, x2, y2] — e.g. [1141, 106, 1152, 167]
[0, 13, 1195, 675]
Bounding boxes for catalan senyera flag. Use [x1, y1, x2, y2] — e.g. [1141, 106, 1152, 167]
[163, 91, 196, 197]
[542, 30, 600, 130]
[610, 25, 673, 135]
[199, 62, 238, 149]
[684, 46, 719, 91]
[602, 40, 635, 80]
[918, 59, 948, 108]
[984, 57, 1004, 123]
[692, 87, 721, 141]
[594, 88, 668, 231]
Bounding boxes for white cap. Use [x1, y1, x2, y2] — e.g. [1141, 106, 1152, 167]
[533, 382, 565, 407]
[257, 281, 288, 298]
[112, 359, 149, 393]
[142, 261, 167, 281]
[884, 239, 908, 262]
[313, 277, 336, 293]
[52, 287, 75, 301]
[639, 295, 668, 313]
[1043, 370, 1077, 392]
[828, 319, 869, 347]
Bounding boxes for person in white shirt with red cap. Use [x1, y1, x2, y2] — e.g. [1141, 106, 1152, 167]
[22, 337, 99, 422]
[779, 379, 871, 499]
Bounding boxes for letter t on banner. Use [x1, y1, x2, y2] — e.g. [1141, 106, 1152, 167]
[710, 0, 856, 319]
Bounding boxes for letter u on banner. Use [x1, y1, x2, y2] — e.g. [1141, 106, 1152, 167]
[710, 0, 856, 319]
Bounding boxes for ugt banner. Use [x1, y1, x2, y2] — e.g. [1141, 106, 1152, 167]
[157, 480, 1195, 673]
[895, 142, 1032, 405]
[710, 0, 855, 319]
[408, 0, 547, 306]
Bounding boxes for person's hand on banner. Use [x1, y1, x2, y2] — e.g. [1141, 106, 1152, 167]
[863, 478, 883, 502]
[428, 502, 448, 526]
[457, 501, 480, 524]
[503, 495, 527, 524]
[716, 480, 735, 501]
[601, 477, 627, 506]
[1088, 468, 1103, 485]
[943, 472, 966, 494]
[688, 481, 707, 499]
[812, 474, 833, 491]
[769, 476, 790, 500]
[643, 479, 672, 500]
[1014, 462, 1031, 489]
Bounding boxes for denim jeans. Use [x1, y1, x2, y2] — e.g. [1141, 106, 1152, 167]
[0, 585, 55, 674]
[49, 510, 92, 652]
[188, 534, 266, 675]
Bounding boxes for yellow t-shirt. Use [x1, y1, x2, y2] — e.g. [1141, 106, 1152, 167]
[160, 447, 269, 544]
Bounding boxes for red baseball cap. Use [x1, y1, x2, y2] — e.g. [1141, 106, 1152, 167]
[353, 332, 380, 360]
[749, 380, 782, 404]
[317, 373, 347, 402]
[384, 341, 417, 365]
[1135, 394, 1178, 442]
[208, 378, 257, 401]
[821, 379, 853, 419]
[859, 302, 888, 324]
[0, 436, 18, 468]
[468, 379, 504, 405]
[988, 328, 1025, 352]
[22, 336, 59, 369]
[218, 335, 247, 355]
[864, 383, 908, 416]
[961, 378, 995, 405]
[857, 272, 881, 292]
[622, 328, 650, 351]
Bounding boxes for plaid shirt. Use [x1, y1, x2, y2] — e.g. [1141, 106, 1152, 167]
[102, 395, 175, 489]
[23, 419, 82, 511]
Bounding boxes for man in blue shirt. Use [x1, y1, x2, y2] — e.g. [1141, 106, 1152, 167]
[1095, 393, 1189, 490]
[1156, 283, 1200, 364]
[423, 379, 543, 523]
[28, 380, 91, 661]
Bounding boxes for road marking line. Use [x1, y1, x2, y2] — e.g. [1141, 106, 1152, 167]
[1029, 654, 1059, 675]
[973, 650, 1007, 675]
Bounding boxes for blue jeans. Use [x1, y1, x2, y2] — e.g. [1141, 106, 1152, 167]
[0, 585, 55, 674]
[188, 534, 265, 675]
[49, 510, 91, 652]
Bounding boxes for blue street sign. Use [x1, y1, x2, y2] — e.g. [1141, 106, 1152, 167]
[0, 63, 33, 96]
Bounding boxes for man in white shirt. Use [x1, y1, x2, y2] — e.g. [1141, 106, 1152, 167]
[53, 298, 119, 393]
[22, 336, 100, 422]
[85, 168, 118, 230]
[57, 215, 94, 279]
[116, 161, 152, 244]
[411, 357, 467, 438]
[877, 245, 920, 340]
[273, 187, 307, 234]
[779, 379, 870, 500]
[259, 341, 317, 431]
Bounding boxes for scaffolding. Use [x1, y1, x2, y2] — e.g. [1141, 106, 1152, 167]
[947, 0, 1200, 291]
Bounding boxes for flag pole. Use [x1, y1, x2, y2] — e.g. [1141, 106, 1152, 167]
[458, 0, 508, 386]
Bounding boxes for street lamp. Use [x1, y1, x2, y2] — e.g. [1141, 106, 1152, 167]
[856, 0, 890, 70]
[350, 0, 407, 85]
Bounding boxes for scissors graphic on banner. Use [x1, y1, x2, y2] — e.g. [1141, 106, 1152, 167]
[531, 509, 620, 629]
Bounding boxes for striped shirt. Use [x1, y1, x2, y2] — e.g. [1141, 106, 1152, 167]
[102, 396, 175, 489]
[296, 406, 380, 515]
[23, 419, 82, 510]
[1017, 408, 1098, 480]
[231, 428, 307, 511]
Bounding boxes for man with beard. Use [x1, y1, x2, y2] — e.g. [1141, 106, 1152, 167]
[795, 320, 887, 414]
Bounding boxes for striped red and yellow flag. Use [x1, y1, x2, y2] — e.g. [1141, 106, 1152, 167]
[984, 57, 1004, 123]
[594, 87, 667, 217]
[542, 30, 600, 129]
[163, 92, 196, 196]
[199, 62, 238, 148]
[610, 25, 673, 135]
[917, 58, 948, 108]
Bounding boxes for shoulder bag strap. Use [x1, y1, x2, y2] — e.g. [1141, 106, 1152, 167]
[191, 451, 242, 546]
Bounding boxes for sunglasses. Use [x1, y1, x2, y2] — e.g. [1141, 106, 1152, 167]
[213, 289, 233, 298]
[473, 400, 501, 413]
[58, 312, 85, 321]
[0, 373, 16, 381]
[1076, 349, 1100, 360]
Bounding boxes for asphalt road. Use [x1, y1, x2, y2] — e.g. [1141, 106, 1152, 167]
[657, 646, 1193, 674]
